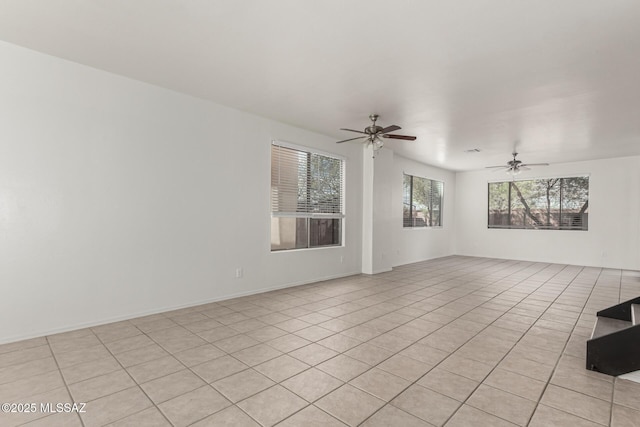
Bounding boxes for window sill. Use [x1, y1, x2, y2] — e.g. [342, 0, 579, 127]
[402, 226, 443, 230]
[270, 244, 344, 254]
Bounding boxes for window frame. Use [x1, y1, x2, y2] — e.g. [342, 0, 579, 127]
[270, 140, 346, 252]
[487, 175, 589, 231]
[403, 173, 444, 229]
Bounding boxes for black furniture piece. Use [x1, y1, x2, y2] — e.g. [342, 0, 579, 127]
[586, 296, 640, 376]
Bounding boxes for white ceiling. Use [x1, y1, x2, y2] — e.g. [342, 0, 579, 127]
[1, 0, 639, 170]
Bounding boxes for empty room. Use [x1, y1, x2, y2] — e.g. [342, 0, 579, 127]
[1, 1, 640, 426]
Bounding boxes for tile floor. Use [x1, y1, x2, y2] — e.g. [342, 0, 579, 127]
[1, 256, 640, 426]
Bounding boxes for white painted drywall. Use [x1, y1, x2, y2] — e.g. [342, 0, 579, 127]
[455, 156, 640, 270]
[361, 147, 375, 274]
[391, 154, 457, 266]
[4, 37, 638, 345]
[372, 148, 394, 273]
[0, 41, 363, 343]
[361, 146, 394, 275]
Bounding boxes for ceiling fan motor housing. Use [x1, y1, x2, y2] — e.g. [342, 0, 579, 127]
[366, 114, 381, 135]
[366, 125, 383, 135]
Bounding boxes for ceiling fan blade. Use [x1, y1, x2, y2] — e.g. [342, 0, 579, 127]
[520, 163, 549, 167]
[336, 136, 368, 144]
[339, 128, 367, 134]
[492, 167, 509, 172]
[379, 125, 401, 134]
[519, 166, 531, 171]
[382, 134, 416, 141]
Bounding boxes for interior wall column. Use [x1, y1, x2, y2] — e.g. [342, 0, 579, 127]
[361, 145, 393, 274]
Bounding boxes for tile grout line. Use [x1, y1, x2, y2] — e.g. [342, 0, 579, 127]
[354, 260, 562, 426]
[413, 262, 580, 427]
[271, 259, 518, 426]
[85, 298, 347, 425]
[142, 306, 353, 425]
[3, 257, 633, 426]
[40, 335, 86, 427]
[117, 322, 287, 426]
[608, 271, 624, 427]
[91, 326, 176, 427]
[219, 260, 632, 427]
[524, 266, 607, 426]
[388, 262, 600, 426]
[1, 259, 473, 427]
[238, 257, 538, 426]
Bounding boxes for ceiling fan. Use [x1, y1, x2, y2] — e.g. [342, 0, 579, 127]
[486, 152, 549, 175]
[336, 114, 416, 157]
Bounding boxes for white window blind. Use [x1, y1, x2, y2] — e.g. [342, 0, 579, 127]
[270, 141, 344, 251]
[271, 142, 344, 218]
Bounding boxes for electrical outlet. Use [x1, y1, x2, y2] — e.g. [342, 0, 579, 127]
[235, 268, 243, 278]
[340, 256, 344, 263]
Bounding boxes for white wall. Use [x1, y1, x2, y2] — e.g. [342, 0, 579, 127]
[361, 147, 395, 274]
[455, 156, 640, 270]
[391, 154, 457, 266]
[5, 38, 637, 345]
[372, 148, 394, 273]
[0, 41, 363, 344]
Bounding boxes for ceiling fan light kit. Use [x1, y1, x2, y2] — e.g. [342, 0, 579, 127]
[508, 167, 522, 176]
[371, 137, 384, 157]
[336, 114, 416, 158]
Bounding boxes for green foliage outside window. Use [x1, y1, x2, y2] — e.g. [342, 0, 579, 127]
[488, 176, 589, 230]
[403, 174, 443, 228]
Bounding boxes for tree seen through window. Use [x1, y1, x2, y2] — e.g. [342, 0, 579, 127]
[488, 176, 589, 230]
[403, 174, 443, 228]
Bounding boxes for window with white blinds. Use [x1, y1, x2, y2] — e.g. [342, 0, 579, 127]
[403, 174, 443, 228]
[271, 141, 344, 251]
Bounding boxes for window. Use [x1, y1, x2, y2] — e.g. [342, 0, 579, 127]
[488, 176, 589, 230]
[403, 174, 443, 227]
[270, 141, 344, 251]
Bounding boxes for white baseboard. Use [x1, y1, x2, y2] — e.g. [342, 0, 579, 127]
[0, 270, 361, 345]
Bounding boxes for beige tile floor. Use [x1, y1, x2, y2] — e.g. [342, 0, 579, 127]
[1, 255, 640, 426]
